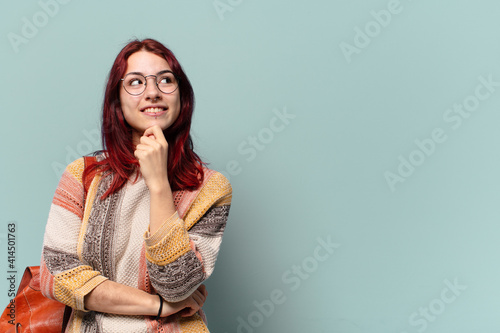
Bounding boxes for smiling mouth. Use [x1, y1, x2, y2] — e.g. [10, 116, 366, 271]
[142, 107, 166, 113]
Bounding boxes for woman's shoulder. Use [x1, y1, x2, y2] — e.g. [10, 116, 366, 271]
[194, 167, 232, 206]
[180, 167, 232, 203]
[201, 167, 232, 192]
[62, 152, 107, 180]
[62, 157, 85, 179]
[66, 152, 106, 167]
[180, 167, 232, 227]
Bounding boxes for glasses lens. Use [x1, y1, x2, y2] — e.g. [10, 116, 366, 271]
[157, 72, 178, 94]
[123, 74, 146, 95]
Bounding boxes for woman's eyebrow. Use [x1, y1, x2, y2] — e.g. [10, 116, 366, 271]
[156, 70, 173, 75]
[125, 70, 173, 76]
[125, 71, 144, 76]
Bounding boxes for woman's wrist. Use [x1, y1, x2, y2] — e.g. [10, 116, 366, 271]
[155, 295, 163, 320]
[146, 293, 159, 316]
[146, 174, 171, 195]
[149, 186, 176, 229]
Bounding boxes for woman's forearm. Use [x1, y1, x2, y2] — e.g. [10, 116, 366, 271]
[149, 181, 177, 235]
[84, 279, 206, 317]
[84, 280, 160, 316]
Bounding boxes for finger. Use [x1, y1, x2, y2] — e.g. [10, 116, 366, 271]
[139, 135, 161, 147]
[198, 284, 207, 298]
[184, 298, 201, 317]
[144, 125, 167, 143]
[192, 291, 203, 305]
[194, 291, 207, 306]
[192, 290, 205, 307]
[134, 147, 154, 162]
[135, 144, 154, 152]
[181, 307, 196, 317]
[199, 285, 208, 300]
[134, 149, 144, 160]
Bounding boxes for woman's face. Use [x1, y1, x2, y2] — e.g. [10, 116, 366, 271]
[119, 51, 181, 144]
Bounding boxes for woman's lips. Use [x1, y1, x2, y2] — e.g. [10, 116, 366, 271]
[142, 107, 167, 116]
[142, 107, 166, 113]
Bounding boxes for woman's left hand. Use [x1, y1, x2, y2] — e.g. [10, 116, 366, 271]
[161, 284, 208, 318]
[134, 125, 170, 193]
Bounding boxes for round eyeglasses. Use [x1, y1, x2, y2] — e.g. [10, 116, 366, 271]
[121, 71, 179, 95]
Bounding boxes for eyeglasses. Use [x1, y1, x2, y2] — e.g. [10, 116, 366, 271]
[120, 71, 179, 95]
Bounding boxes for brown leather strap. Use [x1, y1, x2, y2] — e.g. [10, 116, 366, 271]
[83, 155, 99, 195]
[61, 306, 72, 333]
[15, 267, 34, 297]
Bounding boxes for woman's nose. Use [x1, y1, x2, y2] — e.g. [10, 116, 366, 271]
[144, 76, 161, 100]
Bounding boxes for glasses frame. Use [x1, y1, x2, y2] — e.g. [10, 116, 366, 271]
[120, 70, 180, 96]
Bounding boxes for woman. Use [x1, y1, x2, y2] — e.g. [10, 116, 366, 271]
[40, 39, 232, 332]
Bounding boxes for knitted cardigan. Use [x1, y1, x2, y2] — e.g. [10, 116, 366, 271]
[40, 156, 232, 332]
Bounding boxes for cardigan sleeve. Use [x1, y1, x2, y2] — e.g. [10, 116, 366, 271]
[40, 158, 108, 311]
[143, 172, 232, 302]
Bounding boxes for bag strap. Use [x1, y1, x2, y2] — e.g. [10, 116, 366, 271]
[83, 155, 99, 195]
[61, 306, 72, 333]
[16, 267, 35, 297]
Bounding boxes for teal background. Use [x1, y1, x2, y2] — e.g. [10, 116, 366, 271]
[1, 0, 500, 332]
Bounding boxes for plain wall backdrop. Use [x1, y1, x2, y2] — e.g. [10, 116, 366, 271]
[2, 1, 500, 332]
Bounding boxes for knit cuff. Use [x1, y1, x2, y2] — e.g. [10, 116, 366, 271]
[53, 266, 108, 312]
[144, 211, 182, 245]
[77, 275, 109, 312]
[144, 212, 191, 265]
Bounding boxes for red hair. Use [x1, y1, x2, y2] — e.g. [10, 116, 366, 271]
[83, 39, 204, 198]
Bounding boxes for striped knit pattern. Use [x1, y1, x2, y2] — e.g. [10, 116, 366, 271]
[41, 156, 232, 332]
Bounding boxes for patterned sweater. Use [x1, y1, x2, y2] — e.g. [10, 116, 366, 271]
[40, 156, 232, 332]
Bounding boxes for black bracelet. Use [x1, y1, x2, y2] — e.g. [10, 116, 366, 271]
[155, 294, 163, 321]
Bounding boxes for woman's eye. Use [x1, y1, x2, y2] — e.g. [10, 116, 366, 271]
[130, 79, 142, 86]
[160, 77, 172, 84]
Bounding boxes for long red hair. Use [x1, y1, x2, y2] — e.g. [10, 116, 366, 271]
[83, 39, 204, 198]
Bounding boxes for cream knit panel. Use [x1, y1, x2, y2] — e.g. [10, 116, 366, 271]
[43, 205, 82, 259]
[114, 178, 150, 288]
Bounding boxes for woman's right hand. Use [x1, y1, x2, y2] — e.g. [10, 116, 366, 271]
[161, 284, 208, 317]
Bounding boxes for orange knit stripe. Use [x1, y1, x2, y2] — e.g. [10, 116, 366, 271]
[178, 313, 209, 332]
[40, 259, 56, 300]
[52, 170, 85, 219]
